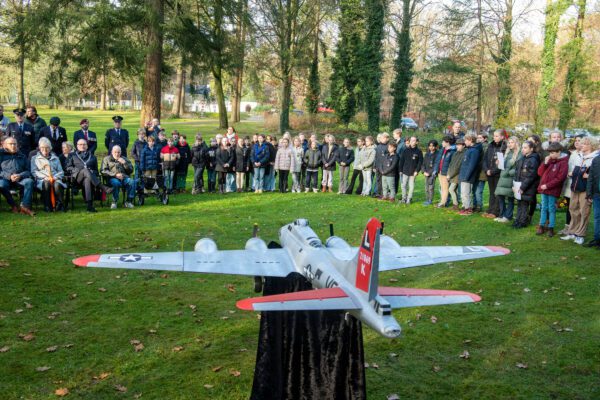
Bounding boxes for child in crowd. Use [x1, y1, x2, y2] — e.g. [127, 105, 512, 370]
[251, 134, 270, 194]
[337, 138, 354, 194]
[139, 135, 160, 192]
[458, 134, 483, 215]
[447, 138, 466, 210]
[536, 142, 568, 237]
[380, 142, 398, 202]
[398, 136, 423, 204]
[513, 141, 541, 228]
[291, 137, 305, 193]
[205, 138, 218, 193]
[360, 136, 376, 197]
[346, 137, 364, 195]
[494, 136, 521, 223]
[321, 134, 338, 193]
[235, 137, 250, 192]
[191, 134, 207, 194]
[436, 136, 456, 208]
[304, 140, 322, 193]
[176, 134, 191, 193]
[160, 137, 180, 193]
[422, 139, 440, 206]
[131, 128, 147, 180]
[275, 138, 294, 193]
[215, 137, 234, 194]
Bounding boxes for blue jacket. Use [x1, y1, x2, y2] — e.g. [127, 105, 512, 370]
[131, 139, 147, 162]
[436, 145, 456, 175]
[73, 129, 98, 155]
[0, 150, 31, 180]
[251, 143, 270, 166]
[459, 143, 483, 184]
[140, 145, 161, 171]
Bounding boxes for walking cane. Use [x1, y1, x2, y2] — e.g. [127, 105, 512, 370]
[45, 163, 56, 209]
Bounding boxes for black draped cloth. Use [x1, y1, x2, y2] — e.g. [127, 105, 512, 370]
[249, 242, 367, 400]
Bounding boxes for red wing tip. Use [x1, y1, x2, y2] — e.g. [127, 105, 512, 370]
[73, 255, 100, 267]
[470, 293, 482, 302]
[486, 246, 510, 255]
[236, 298, 254, 311]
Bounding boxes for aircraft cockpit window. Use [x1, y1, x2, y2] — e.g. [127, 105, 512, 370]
[307, 238, 322, 248]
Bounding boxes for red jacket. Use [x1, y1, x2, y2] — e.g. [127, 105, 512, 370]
[537, 156, 568, 197]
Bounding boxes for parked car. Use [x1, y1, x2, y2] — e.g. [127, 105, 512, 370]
[401, 117, 419, 131]
[515, 123, 534, 134]
[567, 128, 591, 138]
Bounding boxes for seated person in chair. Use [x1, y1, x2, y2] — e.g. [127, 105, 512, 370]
[31, 137, 66, 212]
[0, 137, 35, 216]
[101, 145, 135, 209]
[66, 139, 112, 213]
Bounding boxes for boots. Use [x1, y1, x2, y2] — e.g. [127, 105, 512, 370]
[101, 184, 114, 194]
[547, 228, 555, 238]
[86, 201, 97, 213]
[536, 225, 546, 235]
[321, 185, 326, 193]
[219, 184, 224, 194]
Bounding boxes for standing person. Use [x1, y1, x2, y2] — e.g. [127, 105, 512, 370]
[494, 136, 522, 223]
[513, 141, 541, 228]
[235, 136, 250, 192]
[130, 129, 147, 180]
[205, 138, 218, 193]
[176, 135, 191, 193]
[225, 138, 237, 192]
[585, 154, 600, 248]
[473, 132, 488, 212]
[160, 137, 180, 193]
[321, 134, 338, 193]
[73, 119, 98, 155]
[392, 128, 406, 193]
[482, 130, 507, 218]
[536, 142, 569, 237]
[101, 145, 136, 209]
[140, 135, 161, 187]
[458, 134, 483, 215]
[345, 138, 364, 195]
[146, 118, 161, 139]
[290, 137, 304, 193]
[422, 139, 441, 206]
[30, 137, 66, 212]
[191, 134, 208, 194]
[0, 137, 35, 215]
[264, 135, 277, 191]
[381, 142, 399, 202]
[447, 138, 466, 210]
[215, 137, 234, 194]
[156, 130, 168, 153]
[105, 116, 129, 156]
[360, 136, 376, 197]
[244, 136, 253, 190]
[450, 120, 464, 140]
[435, 136, 456, 208]
[559, 137, 582, 234]
[298, 133, 309, 190]
[25, 105, 47, 146]
[560, 137, 598, 244]
[374, 133, 389, 197]
[304, 140, 322, 193]
[526, 134, 543, 220]
[0, 104, 10, 134]
[274, 138, 294, 193]
[39, 117, 67, 156]
[251, 134, 269, 193]
[337, 138, 354, 194]
[398, 136, 423, 204]
[5, 108, 34, 156]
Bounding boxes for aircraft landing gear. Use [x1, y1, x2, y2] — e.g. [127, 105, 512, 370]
[253, 276, 263, 293]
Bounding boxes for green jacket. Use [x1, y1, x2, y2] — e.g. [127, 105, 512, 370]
[101, 155, 134, 178]
[447, 149, 465, 184]
[495, 150, 522, 197]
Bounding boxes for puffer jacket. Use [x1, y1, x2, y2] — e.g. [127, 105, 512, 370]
[537, 156, 568, 197]
[274, 146, 295, 171]
[459, 143, 483, 184]
[304, 148, 322, 170]
[0, 150, 31, 180]
[140, 145, 161, 171]
[101, 155, 134, 178]
[31, 152, 65, 187]
[235, 145, 250, 172]
[191, 142, 208, 168]
[291, 147, 304, 173]
[447, 149, 466, 184]
[436, 145, 456, 176]
[359, 145, 376, 172]
[495, 150, 522, 197]
[514, 152, 541, 202]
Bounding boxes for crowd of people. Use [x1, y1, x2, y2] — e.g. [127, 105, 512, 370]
[1, 107, 599, 249]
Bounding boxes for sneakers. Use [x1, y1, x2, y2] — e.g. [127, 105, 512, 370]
[313, 188, 318, 193]
[19, 206, 35, 216]
[111, 202, 118, 209]
[125, 202, 134, 209]
[304, 188, 310, 193]
[496, 217, 510, 223]
[535, 225, 546, 235]
[459, 208, 473, 215]
[574, 236, 585, 245]
[422, 201, 432, 206]
[560, 234, 575, 241]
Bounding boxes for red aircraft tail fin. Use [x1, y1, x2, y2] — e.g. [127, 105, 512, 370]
[355, 218, 382, 301]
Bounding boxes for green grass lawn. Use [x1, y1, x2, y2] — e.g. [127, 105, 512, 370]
[1, 114, 599, 399]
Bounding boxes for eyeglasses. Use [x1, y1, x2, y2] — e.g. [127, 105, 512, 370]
[5, 142, 17, 146]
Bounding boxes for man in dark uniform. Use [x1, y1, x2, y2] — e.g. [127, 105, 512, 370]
[5, 108, 34, 156]
[40, 116, 67, 155]
[73, 119, 98, 155]
[105, 115, 129, 156]
[25, 105, 47, 146]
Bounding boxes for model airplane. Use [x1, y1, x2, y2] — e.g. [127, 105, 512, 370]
[73, 218, 509, 338]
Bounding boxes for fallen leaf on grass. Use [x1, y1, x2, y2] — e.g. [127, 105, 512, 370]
[48, 312, 61, 320]
[93, 372, 111, 381]
[134, 343, 144, 352]
[172, 346, 184, 352]
[189, 305, 197, 311]
[432, 365, 441, 372]
[371, 363, 379, 369]
[203, 384, 214, 389]
[19, 332, 35, 341]
[430, 316, 438, 324]
[226, 284, 236, 293]
[387, 394, 400, 400]
[46, 346, 58, 352]
[516, 363, 528, 369]
[388, 278, 398, 282]
[229, 370, 241, 377]
[148, 329, 157, 334]
[0, 260, 9, 267]
[25, 302, 34, 309]
[69, 293, 77, 300]
[15, 309, 23, 314]
[55, 388, 69, 396]
[0, 346, 10, 353]
[98, 288, 107, 293]
[160, 274, 169, 279]
[36, 366, 51, 372]
[459, 350, 470, 359]
[114, 384, 127, 393]
[212, 366, 223, 372]
[63, 344, 74, 348]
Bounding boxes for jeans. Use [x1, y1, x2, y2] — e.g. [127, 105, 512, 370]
[474, 180, 485, 208]
[460, 182, 473, 209]
[207, 169, 216, 191]
[593, 195, 600, 241]
[109, 177, 135, 202]
[164, 169, 175, 190]
[291, 172, 301, 191]
[266, 166, 275, 191]
[0, 177, 34, 208]
[382, 176, 395, 199]
[339, 165, 350, 193]
[362, 170, 372, 195]
[193, 166, 205, 191]
[539, 194, 557, 228]
[497, 195, 515, 220]
[253, 167, 265, 191]
[226, 173, 236, 192]
[306, 170, 319, 190]
[401, 174, 415, 201]
[134, 161, 142, 179]
[425, 174, 436, 203]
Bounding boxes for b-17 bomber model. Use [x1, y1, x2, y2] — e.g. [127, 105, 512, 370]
[73, 218, 509, 338]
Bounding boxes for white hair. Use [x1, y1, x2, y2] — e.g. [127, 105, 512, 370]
[38, 137, 52, 148]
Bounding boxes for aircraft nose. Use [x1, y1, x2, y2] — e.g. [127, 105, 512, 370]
[384, 326, 401, 338]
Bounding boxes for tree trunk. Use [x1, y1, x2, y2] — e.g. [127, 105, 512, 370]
[494, 0, 513, 127]
[180, 69, 186, 114]
[280, 70, 292, 134]
[390, 0, 414, 130]
[476, 73, 482, 134]
[17, 42, 25, 109]
[212, 65, 228, 129]
[232, 2, 247, 123]
[131, 84, 137, 110]
[172, 62, 184, 117]
[140, 0, 164, 127]
[100, 72, 107, 111]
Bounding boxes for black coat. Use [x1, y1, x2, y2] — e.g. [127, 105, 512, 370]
[66, 151, 100, 178]
[337, 146, 355, 166]
[191, 142, 208, 168]
[381, 152, 398, 177]
[483, 140, 507, 177]
[176, 143, 192, 173]
[5, 122, 35, 155]
[40, 126, 68, 156]
[205, 145, 218, 169]
[73, 129, 98, 155]
[235, 145, 251, 172]
[131, 139, 147, 162]
[374, 142, 388, 171]
[105, 128, 130, 155]
[587, 156, 600, 199]
[321, 143, 339, 171]
[514, 152, 541, 202]
[398, 146, 423, 176]
[215, 147, 234, 172]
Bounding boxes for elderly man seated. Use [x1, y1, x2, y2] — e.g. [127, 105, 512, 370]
[66, 139, 112, 213]
[101, 145, 135, 209]
[31, 137, 66, 212]
[0, 137, 35, 216]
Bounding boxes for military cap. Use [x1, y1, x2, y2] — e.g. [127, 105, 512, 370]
[112, 115, 124, 122]
[13, 108, 26, 116]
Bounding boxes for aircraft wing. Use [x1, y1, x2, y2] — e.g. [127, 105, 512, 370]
[236, 287, 360, 311]
[378, 246, 509, 271]
[379, 286, 481, 308]
[73, 249, 296, 277]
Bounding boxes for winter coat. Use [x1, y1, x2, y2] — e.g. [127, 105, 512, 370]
[215, 147, 234, 172]
[176, 143, 192, 173]
[398, 146, 423, 176]
[291, 147, 304, 173]
[353, 147, 364, 171]
[235, 145, 251, 172]
[586, 155, 600, 199]
[537, 156, 568, 197]
[422, 149, 441, 176]
[359, 145, 376, 172]
[374, 143, 388, 171]
[27, 116, 47, 143]
[569, 151, 598, 194]
[131, 139, 147, 162]
[478, 142, 489, 181]
[140, 145, 161, 171]
[514, 153, 541, 202]
[459, 143, 483, 184]
[66, 151, 100, 178]
[274, 146, 295, 171]
[381, 152, 398, 177]
[160, 145, 180, 170]
[321, 143, 339, 171]
[191, 142, 208, 168]
[30, 152, 65, 189]
[205, 145, 218, 170]
[266, 142, 276, 163]
[304, 148, 322, 170]
[101, 155, 134, 179]
[447, 149, 466, 184]
[0, 150, 31, 180]
[495, 151, 522, 197]
[251, 143, 270, 166]
[338, 146, 355, 166]
[436, 145, 456, 176]
[5, 122, 35, 155]
[483, 140, 507, 177]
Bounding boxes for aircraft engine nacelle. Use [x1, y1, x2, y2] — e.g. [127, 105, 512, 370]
[325, 236, 351, 250]
[379, 235, 401, 251]
[194, 238, 218, 253]
[245, 237, 268, 252]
